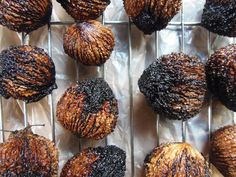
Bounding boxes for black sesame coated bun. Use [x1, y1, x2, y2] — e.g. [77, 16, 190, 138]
[0, 0, 52, 33]
[124, 0, 182, 34]
[201, 0, 236, 37]
[0, 45, 57, 103]
[56, 78, 118, 140]
[60, 145, 126, 177]
[138, 53, 207, 120]
[206, 44, 236, 111]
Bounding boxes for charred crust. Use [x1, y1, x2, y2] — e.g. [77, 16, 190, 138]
[0, 127, 59, 177]
[0, 45, 57, 103]
[63, 20, 115, 66]
[56, 78, 118, 139]
[144, 143, 210, 177]
[210, 125, 236, 177]
[60, 145, 126, 177]
[138, 53, 206, 120]
[56, 0, 110, 21]
[201, 0, 236, 37]
[0, 0, 52, 33]
[205, 44, 236, 111]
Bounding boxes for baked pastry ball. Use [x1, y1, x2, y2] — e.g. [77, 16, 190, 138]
[144, 143, 210, 177]
[0, 0, 52, 33]
[57, 78, 118, 140]
[63, 20, 115, 66]
[0, 127, 59, 176]
[124, 0, 182, 34]
[56, 0, 110, 21]
[210, 125, 236, 177]
[138, 53, 206, 120]
[201, 0, 236, 37]
[0, 45, 57, 103]
[60, 145, 126, 177]
[205, 44, 236, 111]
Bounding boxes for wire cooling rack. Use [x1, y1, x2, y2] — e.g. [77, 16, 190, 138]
[0, 1, 235, 177]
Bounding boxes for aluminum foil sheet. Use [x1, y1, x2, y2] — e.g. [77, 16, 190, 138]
[0, 0, 235, 176]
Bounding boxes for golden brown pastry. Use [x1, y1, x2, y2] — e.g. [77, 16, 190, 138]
[144, 143, 210, 177]
[0, 0, 52, 33]
[205, 44, 236, 111]
[56, 0, 110, 21]
[56, 78, 118, 140]
[210, 125, 236, 177]
[60, 145, 126, 177]
[0, 127, 59, 177]
[63, 20, 115, 66]
[124, 0, 182, 34]
[0, 45, 57, 103]
[138, 53, 206, 120]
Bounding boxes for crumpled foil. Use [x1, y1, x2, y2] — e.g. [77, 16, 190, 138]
[0, 0, 235, 176]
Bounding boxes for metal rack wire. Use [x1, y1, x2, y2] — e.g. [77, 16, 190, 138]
[0, 2, 235, 177]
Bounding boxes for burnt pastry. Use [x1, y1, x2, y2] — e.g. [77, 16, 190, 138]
[56, 78, 118, 140]
[0, 0, 52, 33]
[0, 127, 59, 177]
[124, 0, 182, 34]
[56, 0, 110, 21]
[60, 145, 126, 177]
[144, 143, 210, 177]
[0, 45, 57, 103]
[138, 53, 206, 120]
[205, 44, 236, 111]
[210, 125, 236, 177]
[63, 20, 115, 66]
[201, 0, 236, 37]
